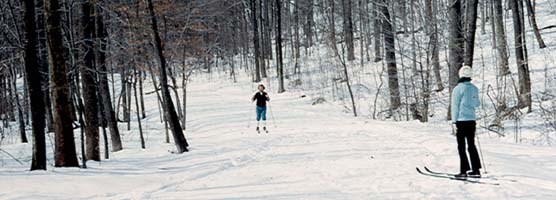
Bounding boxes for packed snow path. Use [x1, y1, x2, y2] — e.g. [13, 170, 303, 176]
[1, 81, 556, 200]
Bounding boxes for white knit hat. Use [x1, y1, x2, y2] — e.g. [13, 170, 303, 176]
[459, 65, 473, 78]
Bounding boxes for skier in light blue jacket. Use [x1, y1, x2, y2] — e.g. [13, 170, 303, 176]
[451, 65, 482, 179]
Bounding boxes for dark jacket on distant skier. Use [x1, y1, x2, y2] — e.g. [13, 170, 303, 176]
[252, 92, 270, 107]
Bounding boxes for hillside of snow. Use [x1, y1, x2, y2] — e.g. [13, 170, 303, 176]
[0, 77, 555, 199]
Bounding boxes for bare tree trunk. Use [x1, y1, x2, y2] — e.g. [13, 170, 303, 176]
[381, 0, 401, 111]
[480, 0, 487, 34]
[364, 0, 372, 61]
[10, 68, 27, 143]
[524, 0, 546, 48]
[447, 0, 464, 120]
[23, 72, 30, 126]
[36, 0, 55, 133]
[147, 62, 167, 135]
[101, 123, 109, 159]
[126, 78, 132, 130]
[180, 46, 188, 128]
[338, 53, 357, 117]
[252, 0, 262, 82]
[96, 89, 109, 159]
[120, 69, 129, 122]
[147, 0, 189, 153]
[276, 0, 285, 93]
[97, 90, 109, 159]
[342, 0, 355, 61]
[168, 68, 183, 121]
[23, 0, 47, 170]
[425, 0, 443, 92]
[328, 0, 338, 54]
[45, 0, 79, 167]
[139, 71, 146, 119]
[264, 0, 273, 60]
[463, 0, 479, 67]
[492, 0, 511, 123]
[72, 76, 88, 168]
[95, 7, 122, 152]
[306, 0, 315, 49]
[493, 0, 510, 75]
[182, 74, 187, 130]
[258, 0, 268, 79]
[358, 0, 365, 68]
[511, 0, 532, 109]
[373, 0, 382, 62]
[0, 77, 6, 126]
[400, 0, 408, 37]
[6, 71, 15, 122]
[81, 0, 100, 161]
[294, 0, 301, 73]
[133, 68, 145, 149]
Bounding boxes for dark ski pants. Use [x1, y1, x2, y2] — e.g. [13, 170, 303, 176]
[456, 121, 482, 174]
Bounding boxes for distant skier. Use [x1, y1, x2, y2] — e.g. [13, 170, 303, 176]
[451, 65, 482, 179]
[252, 84, 270, 133]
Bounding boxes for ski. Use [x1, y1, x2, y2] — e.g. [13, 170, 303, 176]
[416, 167, 500, 185]
[423, 167, 457, 176]
[424, 166, 517, 182]
[424, 167, 484, 179]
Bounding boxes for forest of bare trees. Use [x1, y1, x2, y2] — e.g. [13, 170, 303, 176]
[0, 0, 554, 171]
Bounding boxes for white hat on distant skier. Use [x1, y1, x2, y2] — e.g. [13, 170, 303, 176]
[459, 65, 473, 78]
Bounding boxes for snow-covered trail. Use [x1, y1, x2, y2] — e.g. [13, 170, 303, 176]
[1, 81, 556, 200]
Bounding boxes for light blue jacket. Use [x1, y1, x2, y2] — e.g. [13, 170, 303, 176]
[451, 81, 480, 123]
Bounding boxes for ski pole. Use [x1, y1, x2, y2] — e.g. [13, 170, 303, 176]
[476, 132, 487, 174]
[247, 101, 254, 128]
[268, 103, 277, 128]
[478, 95, 488, 174]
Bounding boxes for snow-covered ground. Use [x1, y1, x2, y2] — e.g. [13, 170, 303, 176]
[2, 0, 556, 199]
[1, 79, 555, 200]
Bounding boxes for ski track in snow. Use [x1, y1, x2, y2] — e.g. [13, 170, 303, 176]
[1, 81, 556, 200]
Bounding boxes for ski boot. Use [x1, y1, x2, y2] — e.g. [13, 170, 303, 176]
[454, 173, 468, 179]
[468, 170, 481, 178]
